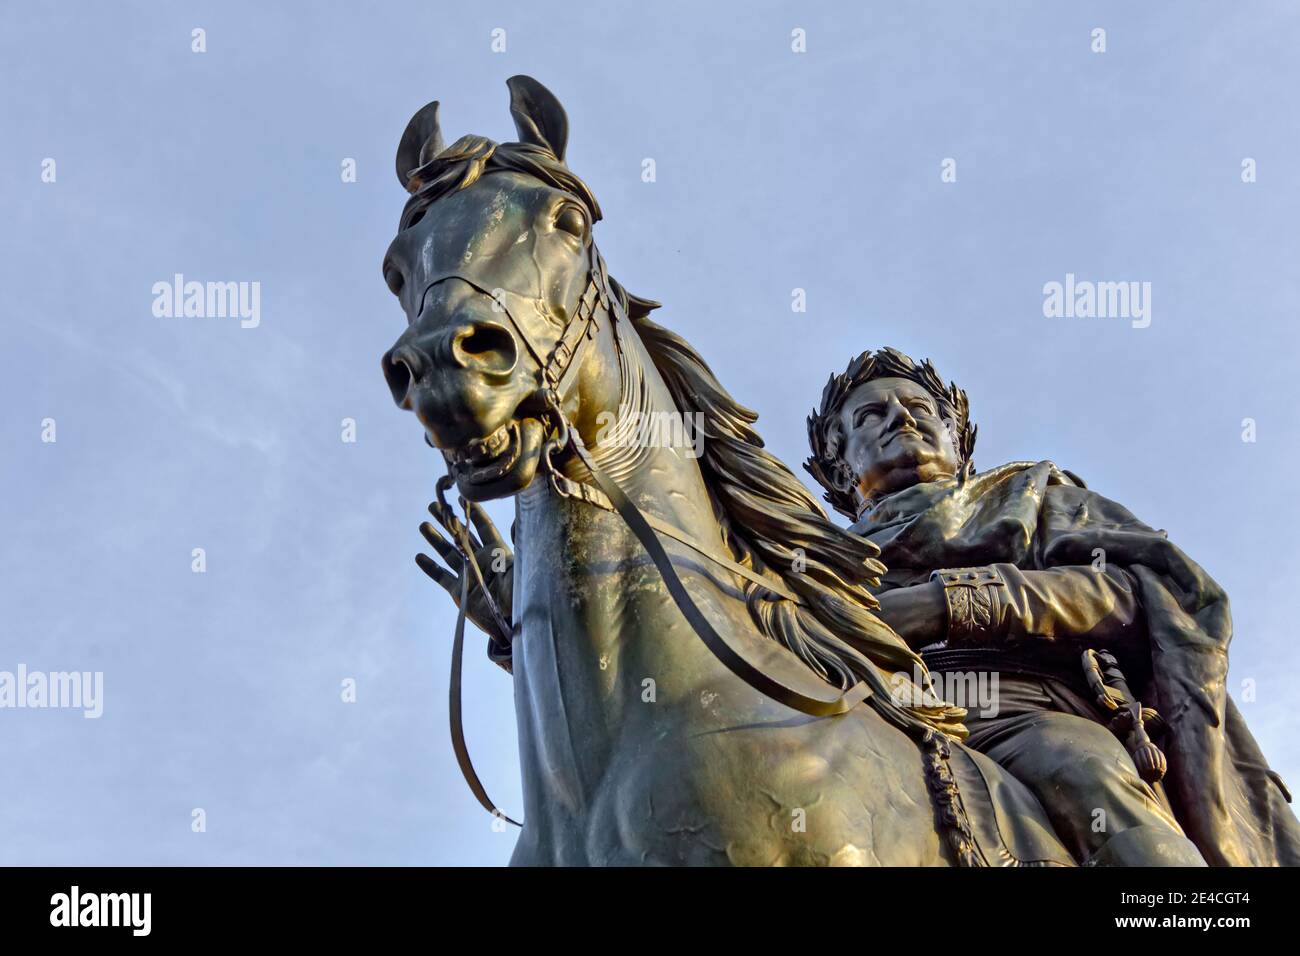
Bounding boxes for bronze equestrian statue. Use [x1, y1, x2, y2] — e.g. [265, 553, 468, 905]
[381, 76, 1085, 866]
[382, 77, 1293, 866]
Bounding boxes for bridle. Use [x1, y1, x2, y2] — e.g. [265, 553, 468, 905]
[425, 239, 872, 828]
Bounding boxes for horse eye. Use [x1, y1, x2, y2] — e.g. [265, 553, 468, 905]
[554, 205, 587, 239]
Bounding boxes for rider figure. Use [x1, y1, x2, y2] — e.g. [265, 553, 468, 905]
[803, 347, 1205, 866]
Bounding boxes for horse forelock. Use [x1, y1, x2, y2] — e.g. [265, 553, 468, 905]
[399, 138, 603, 232]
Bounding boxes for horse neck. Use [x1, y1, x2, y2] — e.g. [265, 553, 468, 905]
[510, 307, 731, 823]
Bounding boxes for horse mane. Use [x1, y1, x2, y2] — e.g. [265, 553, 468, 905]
[619, 293, 966, 737]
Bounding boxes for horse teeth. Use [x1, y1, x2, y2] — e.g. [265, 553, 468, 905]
[461, 424, 510, 464]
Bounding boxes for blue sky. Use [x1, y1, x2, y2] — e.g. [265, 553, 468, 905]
[2, 1, 1297, 865]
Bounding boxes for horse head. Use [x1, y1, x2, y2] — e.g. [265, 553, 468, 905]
[381, 75, 622, 501]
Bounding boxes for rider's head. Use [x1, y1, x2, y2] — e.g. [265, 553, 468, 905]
[806, 348, 976, 520]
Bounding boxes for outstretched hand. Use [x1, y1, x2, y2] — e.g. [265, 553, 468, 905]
[416, 500, 515, 661]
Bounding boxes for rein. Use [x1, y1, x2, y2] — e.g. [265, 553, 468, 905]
[428, 242, 872, 828]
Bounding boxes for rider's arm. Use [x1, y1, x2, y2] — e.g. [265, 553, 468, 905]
[933, 563, 1144, 650]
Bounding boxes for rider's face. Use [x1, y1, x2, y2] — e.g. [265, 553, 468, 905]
[836, 377, 960, 506]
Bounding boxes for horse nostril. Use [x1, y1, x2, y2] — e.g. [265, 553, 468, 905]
[382, 346, 419, 408]
[451, 321, 517, 375]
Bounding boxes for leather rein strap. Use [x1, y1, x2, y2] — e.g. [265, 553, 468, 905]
[447, 517, 521, 828]
[434, 244, 870, 828]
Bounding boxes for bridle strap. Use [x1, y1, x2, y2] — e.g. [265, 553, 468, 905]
[544, 255, 606, 397]
[445, 500, 522, 827]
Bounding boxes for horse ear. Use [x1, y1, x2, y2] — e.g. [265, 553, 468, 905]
[396, 100, 444, 191]
[506, 75, 569, 162]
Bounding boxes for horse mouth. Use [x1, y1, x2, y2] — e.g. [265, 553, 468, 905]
[451, 421, 523, 485]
